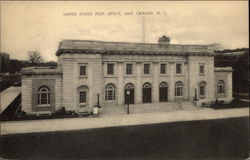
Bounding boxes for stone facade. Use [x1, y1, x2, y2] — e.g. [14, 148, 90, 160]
[21, 36, 233, 114]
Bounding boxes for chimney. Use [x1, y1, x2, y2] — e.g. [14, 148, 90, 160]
[158, 35, 170, 45]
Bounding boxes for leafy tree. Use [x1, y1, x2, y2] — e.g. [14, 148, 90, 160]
[28, 51, 43, 66]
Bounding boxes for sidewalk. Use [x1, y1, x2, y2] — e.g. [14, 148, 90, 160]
[1, 107, 248, 135]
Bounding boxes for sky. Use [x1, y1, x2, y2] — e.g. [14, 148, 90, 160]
[0, 1, 248, 61]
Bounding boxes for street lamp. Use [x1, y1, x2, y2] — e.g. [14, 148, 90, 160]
[126, 90, 130, 114]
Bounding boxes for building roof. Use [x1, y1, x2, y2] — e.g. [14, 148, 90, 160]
[214, 67, 233, 72]
[215, 51, 246, 56]
[56, 40, 216, 57]
[21, 67, 62, 75]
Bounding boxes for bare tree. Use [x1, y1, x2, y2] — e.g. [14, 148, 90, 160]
[28, 51, 43, 66]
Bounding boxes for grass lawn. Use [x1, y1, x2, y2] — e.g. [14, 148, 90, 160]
[0, 117, 248, 160]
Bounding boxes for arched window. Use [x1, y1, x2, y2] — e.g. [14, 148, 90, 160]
[217, 80, 225, 94]
[159, 82, 168, 88]
[38, 86, 50, 106]
[105, 84, 116, 100]
[125, 83, 134, 89]
[199, 81, 206, 99]
[143, 82, 152, 88]
[175, 81, 183, 96]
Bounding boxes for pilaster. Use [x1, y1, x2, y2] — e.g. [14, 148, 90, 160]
[153, 62, 159, 103]
[169, 61, 175, 101]
[184, 61, 189, 100]
[135, 62, 142, 103]
[227, 72, 233, 100]
[117, 62, 124, 105]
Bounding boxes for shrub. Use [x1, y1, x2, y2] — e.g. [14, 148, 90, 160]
[219, 100, 224, 105]
[56, 107, 66, 115]
[61, 107, 66, 114]
[215, 99, 219, 105]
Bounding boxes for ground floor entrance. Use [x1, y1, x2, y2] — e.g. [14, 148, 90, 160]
[159, 82, 168, 102]
[142, 83, 152, 103]
[124, 88, 134, 104]
[124, 83, 134, 104]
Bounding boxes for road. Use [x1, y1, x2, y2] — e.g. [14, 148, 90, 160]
[0, 117, 248, 160]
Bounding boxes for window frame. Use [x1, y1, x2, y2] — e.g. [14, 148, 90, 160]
[217, 80, 225, 94]
[107, 63, 115, 75]
[78, 86, 89, 106]
[176, 63, 182, 74]
[38, 86, 51, 107]
[175, 81, 183, 97]
[126, 63, 133, 75]
[143, 63, 151, 75]
[79, 91, 87, 104]
[105, 84, 116, 101]
[199, 81, 206, 99]
[160, 63, 167, 74]
[199, 63, 205, 76]
[79, 64, 87, 77]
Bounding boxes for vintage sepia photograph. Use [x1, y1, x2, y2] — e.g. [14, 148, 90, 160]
[0, 1, 249, 159]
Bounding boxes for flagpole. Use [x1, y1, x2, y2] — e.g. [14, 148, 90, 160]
[142, 16, 145, 43]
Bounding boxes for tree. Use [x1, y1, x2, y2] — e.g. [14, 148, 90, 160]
[28, 51, 43, 66]
[9, 59, 22, 73]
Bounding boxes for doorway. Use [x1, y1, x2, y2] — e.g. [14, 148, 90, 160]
[159, 82, 168, 102]
[124, 83, 134, 104]
[142, 83, 152, 103]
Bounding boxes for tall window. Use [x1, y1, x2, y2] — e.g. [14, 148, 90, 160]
[217, 80, 225, 94]
[160, 64, 166, 74]
[199, 81, 206, 99]
[107, 63, 114, 75]
[126, 64, 133, 75]
[105, 84, 116, 100]
[144, 64, 150, 74]
[38, 86, 50, 106]
[199, 64, 205, 75]
[78, 85, 88, 106]
[176, 64, 182, 74]
[80, 65, 86, 76]
[175, 81, 183, 96]
[79, 91, 87, 103]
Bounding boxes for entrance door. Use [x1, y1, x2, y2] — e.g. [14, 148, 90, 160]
[159, 82, 168, 102]
[124, 83, 134, 104]
[142, 83, 152, 103]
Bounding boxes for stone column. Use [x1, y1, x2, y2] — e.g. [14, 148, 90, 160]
[169, 62, 175, 101]
[135, 62, 142, 103]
